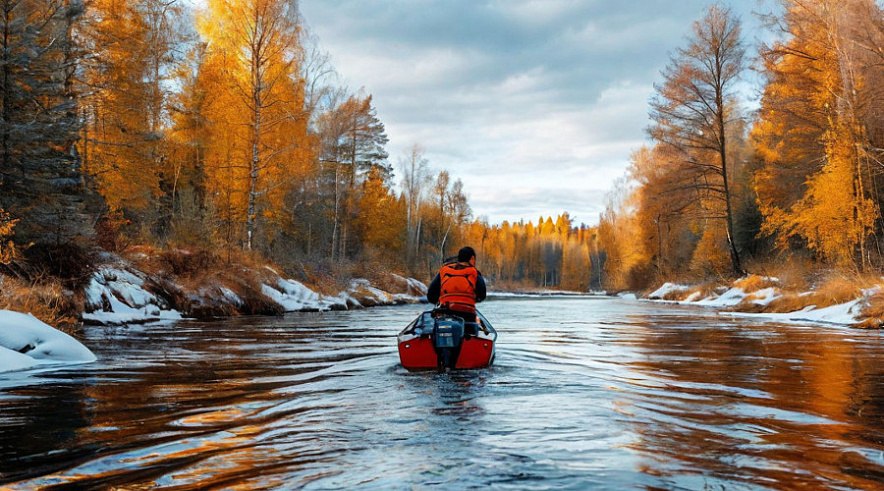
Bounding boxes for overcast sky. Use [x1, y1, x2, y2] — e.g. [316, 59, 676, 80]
[298, 0, 774, 226]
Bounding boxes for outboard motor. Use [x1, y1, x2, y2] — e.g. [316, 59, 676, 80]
[433, 316, 465, 371]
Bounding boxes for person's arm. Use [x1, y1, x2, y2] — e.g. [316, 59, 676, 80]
[475, 273, 486, 302]
[426, 274, 441, 304]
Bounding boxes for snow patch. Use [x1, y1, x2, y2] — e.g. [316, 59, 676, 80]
[730, 299, 865, 327]
[695, 287, 747, 307]
[83, 266, 182, 325]
[262, 278, 325, 311]
[0, 310, 96, 374]
[647, 282, 689, 299]
[640, 274, 874, 327]
[82, 259, 428, 321]
[347, 279, 394, 307]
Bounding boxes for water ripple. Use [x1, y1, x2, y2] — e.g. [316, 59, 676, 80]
[1, 300, 884, 489]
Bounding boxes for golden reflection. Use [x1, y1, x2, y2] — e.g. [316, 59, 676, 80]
[620, 317, 884, 489]
[178, 407, 246, 426]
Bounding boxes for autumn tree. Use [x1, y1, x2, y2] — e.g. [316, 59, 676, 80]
[165, 41, 213, 247]
[597, 177, 652, 290]
[753, 0, 883, 268]
[628, 146, 688, 277]
[460, 214, 595, 291]
[199, 0, 312, 251]
[0, 208, 15, 264]
[427, 170, 471, 263]
[354, 166, 406, 263]
[316, 92, 389, 259]
[399, 143, 431, 267]
[80, 0, 187, 241]
[649, 4, 747, 276]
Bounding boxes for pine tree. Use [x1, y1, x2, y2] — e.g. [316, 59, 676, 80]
[0, 0, 96, 250]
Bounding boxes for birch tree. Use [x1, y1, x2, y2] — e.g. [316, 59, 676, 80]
[200, 0, 309, 250]
[399, 144, 430, 263]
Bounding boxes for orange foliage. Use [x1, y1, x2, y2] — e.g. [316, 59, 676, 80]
[355, 168, 406, 259]
[0, 209, 18, 264]
[461, 213, 596, 291]
[753, 0, 880, 267]
[198, 0, 314, 248]
[81, 0, 182, 214]
[690, 221, 731, 277]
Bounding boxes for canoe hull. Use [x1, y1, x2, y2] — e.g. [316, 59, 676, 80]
[397, 311, 497, 371]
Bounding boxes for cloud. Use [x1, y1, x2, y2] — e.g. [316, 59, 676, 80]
[300, 0, 773, 225]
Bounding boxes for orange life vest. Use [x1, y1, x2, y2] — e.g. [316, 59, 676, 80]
[438, 262, 478, 313]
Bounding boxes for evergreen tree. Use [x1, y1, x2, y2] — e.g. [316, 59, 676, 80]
[0, 0, 97, 250]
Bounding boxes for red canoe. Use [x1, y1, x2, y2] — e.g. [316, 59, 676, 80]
[398, 310, 497, 371]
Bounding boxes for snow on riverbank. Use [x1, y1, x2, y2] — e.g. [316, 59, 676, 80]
[0, 310, 96, 373]
[644, 276, 872, 327]
[84, 266, 183, 325]
[82, 260, 428, 325]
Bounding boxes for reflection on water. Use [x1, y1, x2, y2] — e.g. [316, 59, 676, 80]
[1, 298, 884, 489]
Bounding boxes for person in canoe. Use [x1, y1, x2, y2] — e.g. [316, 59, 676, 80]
[426, 246, 487, 322]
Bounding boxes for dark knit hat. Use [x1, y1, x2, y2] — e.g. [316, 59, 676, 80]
[457, 246, 476, 262]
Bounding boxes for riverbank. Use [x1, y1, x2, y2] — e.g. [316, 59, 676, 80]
[641, 274, 884, 329]
[0, 247, 429, 331]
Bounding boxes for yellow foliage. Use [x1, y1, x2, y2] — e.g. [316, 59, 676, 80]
[690, 221, 730, 277]
[779, 122, 877, 265]
[0, 209, 17, 265]
[752, 0, 881, 268]
[198, 0, 314, 247]
[81, 0, 177, 213]
[355, 168, 406, 256]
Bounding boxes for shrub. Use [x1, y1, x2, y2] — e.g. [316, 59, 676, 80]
[0, 208, 17, 265]
[0, 275, 81, 334]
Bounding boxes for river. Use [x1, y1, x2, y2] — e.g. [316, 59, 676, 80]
[1, 296, 883, 490]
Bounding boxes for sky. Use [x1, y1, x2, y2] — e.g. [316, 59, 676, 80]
[300, 0, 774, 227]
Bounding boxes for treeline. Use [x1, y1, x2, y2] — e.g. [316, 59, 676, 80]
[462, 214, 600, 292]
[600, 0, 884, 291]
[0, 0, 483, 285]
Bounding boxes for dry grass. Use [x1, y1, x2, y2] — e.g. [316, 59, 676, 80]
[733, 275, 780, 294]
[115, 246, 291, 318]
[760, 293, 814, 313]
[740, 271, 873, 314]
[856, 289, 884, 329]
[0, 275, 81, 334]
[811, 274, 867, 305]
[743, 255, 818, 292]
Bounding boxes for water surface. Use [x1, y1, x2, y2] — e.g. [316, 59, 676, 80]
[1, 297, 884, 489]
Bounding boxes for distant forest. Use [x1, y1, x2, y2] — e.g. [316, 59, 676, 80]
[0, 0, 883, 298]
